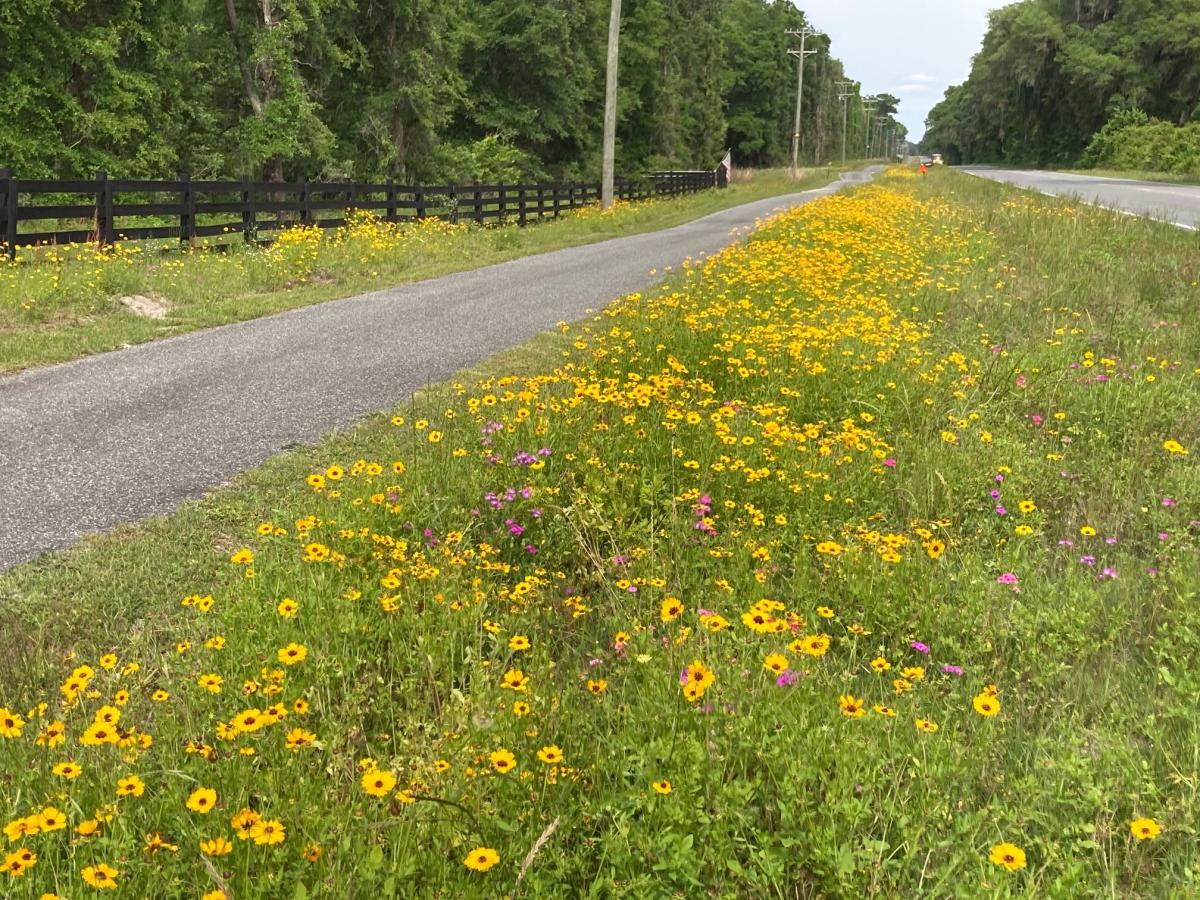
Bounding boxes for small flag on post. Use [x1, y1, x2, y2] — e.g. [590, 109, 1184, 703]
[716, 149, 731, 187]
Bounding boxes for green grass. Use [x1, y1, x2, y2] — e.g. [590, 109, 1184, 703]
[0, 166, 853, 376]
[1, 166, 1198, 898]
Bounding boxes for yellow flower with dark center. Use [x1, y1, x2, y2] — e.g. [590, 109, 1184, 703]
[816, 606, 836, 619]
[232, 709, 265, 734]
[870, 657, 891, 673]
[52, 761, 82, 780]
[915, 718, 939, 733]
[75, 819, 101, 837]
[652, 779, 672, 794]
[763, 653, 789, 674]
[197, 673, 223, 694]
[660, 597, 684, 622]
[276, 598, 299, 618]
[37, 808, 66, 832]
[873, 705, 897, 717]
[500, 669, 529, 691]
[36, 721, 65, 747]
[798, 635, 830, 657]
[200, 837, 233, 856]
[972, 693, 1000, 717]
[1018, 500, 1036, 514]
[839, 695, 865, 718]
[81, 863, 119, 889]
[277, 643, 307, 665]
[923, 539, 946, 559]
[4, 817, 40, 841]
[512, 700, 531, 717]
[186, 787, 217, 814]
[507, 634, 530, 651]
[361, 770, 397, 797]
[1130, 817, 1161, 840]
[1162, 440, 1187, 455]
[988, 842, 1026, 871]
[285, 728, 316, 751]
[144, 832, 178, 854]
[0, 709, 25, 739]
[489, 748, 516, 773]
[586, 678, 607, 695]
[815, 541, 843, 556]
[464, 847, 500, 872]
[537, 745, 564, 764]
[116, 775, 145, 797]
[250, 819, 286, 845]
[434, 759, 451, 773]
[231, 808, 261, 840]
[2, 847, 35, 877]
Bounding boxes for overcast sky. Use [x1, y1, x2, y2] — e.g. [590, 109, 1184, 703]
[792, 1, 1004, 140]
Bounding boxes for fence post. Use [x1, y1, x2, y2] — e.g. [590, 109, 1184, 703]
[498, 186, 507, 223]
[474, 182, 483, 225]
[96, 170, 114, 248]
[518, 186, 527, 227]
[386, 179, 396, 223]
[447, 184, 458, 224]
[536, 185, 545, 220]
[179, 171, 196, 247]
[242, 177, 256, 244]
[298, 177, 311, 226]
[415, 185, 426, 220]
[0, 169, 15, 259]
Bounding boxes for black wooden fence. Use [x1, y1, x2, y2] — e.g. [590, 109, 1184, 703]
[0, 168, 721, 257]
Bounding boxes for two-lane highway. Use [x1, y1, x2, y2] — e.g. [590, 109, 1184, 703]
[961, 167, 1200, 231]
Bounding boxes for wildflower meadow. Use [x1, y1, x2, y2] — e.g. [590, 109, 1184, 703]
[1, 167, 1197, 897]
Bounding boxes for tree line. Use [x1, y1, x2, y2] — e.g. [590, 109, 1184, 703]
[922, 0, 1200, 167]
[0, 0, 904, 184]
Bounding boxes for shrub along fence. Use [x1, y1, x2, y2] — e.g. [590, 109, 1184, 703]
[0, 168, 723, 258]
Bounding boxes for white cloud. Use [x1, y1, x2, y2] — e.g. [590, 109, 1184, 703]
[897, 84, 935, 94]
[905, 74, 939, 83]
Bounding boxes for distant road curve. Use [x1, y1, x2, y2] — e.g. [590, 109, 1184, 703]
[960, 167, 1200, 231]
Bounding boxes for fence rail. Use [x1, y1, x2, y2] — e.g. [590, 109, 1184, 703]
[0, 168, 720, 257]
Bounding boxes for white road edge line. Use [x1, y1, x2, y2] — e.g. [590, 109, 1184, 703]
[962, 171, 1198, 232]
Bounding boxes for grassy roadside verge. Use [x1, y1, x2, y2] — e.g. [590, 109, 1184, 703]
[1, 167, 1198, 898]
[0, 166, 856, 375]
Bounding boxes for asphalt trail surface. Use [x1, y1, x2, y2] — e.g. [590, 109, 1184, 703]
[0, 168, 879, 569]
[962, 167, 1200, 230]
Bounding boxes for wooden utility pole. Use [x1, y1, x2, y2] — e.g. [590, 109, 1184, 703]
[601, 0, 622, 210]
[786, 27, 818, 175]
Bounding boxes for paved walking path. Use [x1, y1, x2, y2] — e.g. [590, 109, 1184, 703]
[0, 169, 880, 569]
[961, 167, 1200, 230]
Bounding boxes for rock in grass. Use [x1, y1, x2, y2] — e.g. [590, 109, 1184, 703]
[118, 294, 170, 319]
